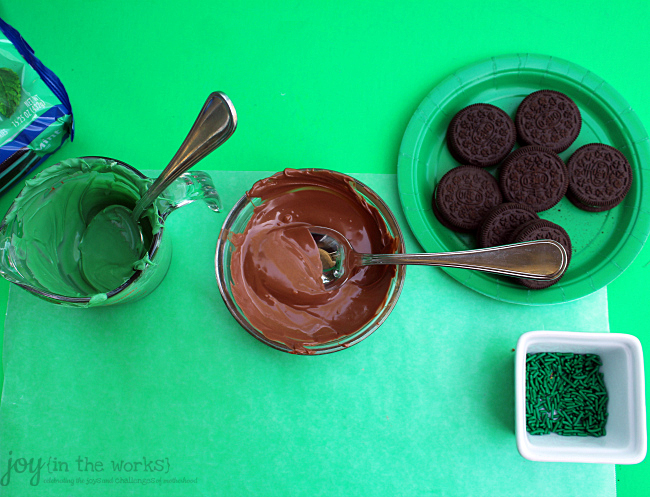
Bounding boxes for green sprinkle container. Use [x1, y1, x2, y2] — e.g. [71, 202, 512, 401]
[515, 331, 646, 463]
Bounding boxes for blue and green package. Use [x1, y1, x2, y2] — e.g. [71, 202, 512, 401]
[0, 18, 73, 195]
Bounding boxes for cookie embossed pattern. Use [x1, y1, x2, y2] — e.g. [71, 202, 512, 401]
[499, 146, 569, 212]
[515, 90, 582, 153]
[433, 165, 502, 232]
[397, 53, 650, 304]
[478, 203, 539, 248]
[447, 103, 516, 167]
[567, 144, 633, 212]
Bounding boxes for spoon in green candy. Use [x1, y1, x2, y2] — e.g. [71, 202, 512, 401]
[79, 92, 237, 292]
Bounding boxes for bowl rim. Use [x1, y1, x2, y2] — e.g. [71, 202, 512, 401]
[214, 168, 407, 355]
[514, 330, 647, 464]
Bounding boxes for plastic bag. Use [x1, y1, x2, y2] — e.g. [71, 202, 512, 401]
[0, 18, 73, 195]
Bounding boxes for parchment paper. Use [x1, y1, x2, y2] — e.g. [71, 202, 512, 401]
[0, 172, 614, 496]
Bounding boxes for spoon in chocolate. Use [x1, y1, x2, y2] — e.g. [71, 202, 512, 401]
[310, 226, 568, 290]
[78, 92, 237, 292]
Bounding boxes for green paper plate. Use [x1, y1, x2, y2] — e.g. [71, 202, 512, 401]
[397, 54, 650, 305]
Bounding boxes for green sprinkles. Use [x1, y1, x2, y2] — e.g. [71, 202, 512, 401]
[526, 352, 608, 437]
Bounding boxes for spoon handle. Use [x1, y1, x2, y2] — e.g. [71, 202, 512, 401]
[131, 92, 237, 221]
[359, 240, 568, 280]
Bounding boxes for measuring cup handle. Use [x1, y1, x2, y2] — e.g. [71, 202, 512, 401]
[156, 171, 222, 219]
[131, 92, 236, 221]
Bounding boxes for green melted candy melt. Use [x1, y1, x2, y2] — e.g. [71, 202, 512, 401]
[79, 205, 146, 294]
[0, 158, 161, 299]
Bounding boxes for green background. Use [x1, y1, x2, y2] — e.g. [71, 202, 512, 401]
[0, 0, 648, 494]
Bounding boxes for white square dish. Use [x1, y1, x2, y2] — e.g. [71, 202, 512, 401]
[515, 330, 647, 464]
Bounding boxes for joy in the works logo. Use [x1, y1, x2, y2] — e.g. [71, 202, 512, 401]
[1, 451, 47, 487]
[1, 451, 171, 487]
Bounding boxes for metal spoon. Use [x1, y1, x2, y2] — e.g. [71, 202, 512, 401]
[311, 226, 568, 290]
[79, 92, 237, 292]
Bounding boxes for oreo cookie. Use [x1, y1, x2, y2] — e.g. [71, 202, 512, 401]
[516, 90, 581, 153]
[433, 165, 502, 232]
[432, 184, 468, 232]
[447, 103, 516, 167]
[499, 146, 569, 212]
[477, 202, 539, 248]
[509, 219, 572, 290]
[567, 143, 633, 212]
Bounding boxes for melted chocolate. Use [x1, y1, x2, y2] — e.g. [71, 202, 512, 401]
[229, 169, 398, 353]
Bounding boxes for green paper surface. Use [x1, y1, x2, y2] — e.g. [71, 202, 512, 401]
[0, 172, 614, 496]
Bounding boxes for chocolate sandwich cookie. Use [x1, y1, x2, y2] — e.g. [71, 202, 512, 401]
[567, 143, 633, 212]
[477, 202, 539, 248]
[432, 184, 468, 231]
[433, 165, 502, 232]
[499, 146, 569, 212]
[447, 103, 516, 167]
[509, 219, 572, 290]
[516, 90, 581, 153]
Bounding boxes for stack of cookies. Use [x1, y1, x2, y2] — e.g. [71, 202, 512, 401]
[434, 90, 633, 289]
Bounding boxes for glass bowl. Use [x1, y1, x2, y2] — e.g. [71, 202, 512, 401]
[215, 169, 406, 355]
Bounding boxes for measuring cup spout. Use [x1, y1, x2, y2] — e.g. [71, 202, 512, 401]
[155, 170, 222, 219]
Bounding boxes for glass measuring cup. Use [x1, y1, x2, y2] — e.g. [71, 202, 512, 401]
[0, 156, 221, 307]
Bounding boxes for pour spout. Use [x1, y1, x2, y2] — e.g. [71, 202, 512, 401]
[155, 170, 222, 220]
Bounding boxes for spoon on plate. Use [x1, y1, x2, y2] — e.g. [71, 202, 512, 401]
[310, 226, 568, 290]
[78, 92, 237, 292]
